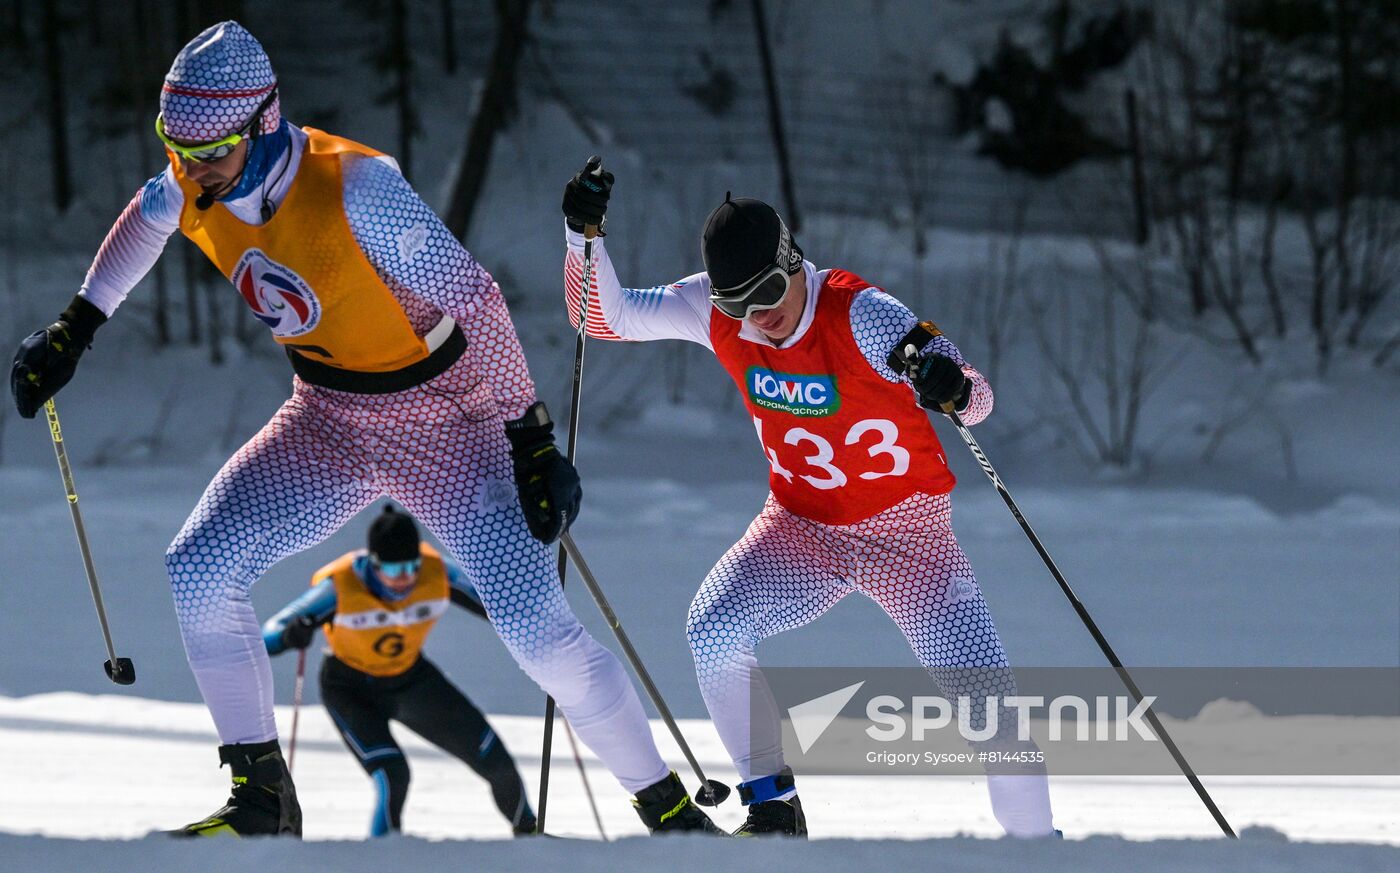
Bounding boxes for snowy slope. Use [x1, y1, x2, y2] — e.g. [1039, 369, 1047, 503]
[1, 691, 1397, 851]
[3, 830, 1395, 873]
[2, 423, 1395, 711]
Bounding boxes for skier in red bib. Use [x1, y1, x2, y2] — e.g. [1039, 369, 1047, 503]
[560, 163, 1056, 838]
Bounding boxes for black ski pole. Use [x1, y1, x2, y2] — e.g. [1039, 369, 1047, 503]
[43, 399, 135, 686]
[538, 156, 609, 837]
[901, 345, 1236, 838]
[559, 531, 731, 807]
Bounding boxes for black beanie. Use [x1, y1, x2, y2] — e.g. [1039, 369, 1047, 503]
[367, 505, 420, 562]
[701, 194, 802, 292]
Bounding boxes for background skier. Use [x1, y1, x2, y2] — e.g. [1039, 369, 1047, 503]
[264, 505, 536, 838]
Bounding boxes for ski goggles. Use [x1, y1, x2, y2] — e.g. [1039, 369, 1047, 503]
[709, 264, 794, 320]
[155, 89, 277, 163]
[708, 221, 801, 320]
[372, 557, 422, 578]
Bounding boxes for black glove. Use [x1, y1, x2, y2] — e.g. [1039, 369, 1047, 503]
[562, 155, 613, 234]
[280, 614, 319, 651]
[11, 295, 107, 419]
[908, 352, 971, 412]
[505, 402, 582, 543]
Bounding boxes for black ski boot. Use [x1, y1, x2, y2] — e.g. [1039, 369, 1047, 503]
[513, 813, 539, 837]
[734, 796, 806, 837]
[733, 769, 806, 837]
[632, 771, 727, 835]
[172, 740, 302, 837]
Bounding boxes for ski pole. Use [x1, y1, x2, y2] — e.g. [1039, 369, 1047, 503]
[43, 399, 135, 686]
[901, 345, 1237, 838]
[538, 155, 609, 837]
[562, 721, 608, 841]
[288, 648, 307, 773]
[560, 531, 732, 807]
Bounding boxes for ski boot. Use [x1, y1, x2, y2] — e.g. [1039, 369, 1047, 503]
[172, 740, 302, 837]
[734, 768, 806, 837]
[632, 771, 727, 835]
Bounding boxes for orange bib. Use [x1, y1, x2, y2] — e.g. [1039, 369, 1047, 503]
[318, 544, 450, 677]
[171, 128, 430, 372]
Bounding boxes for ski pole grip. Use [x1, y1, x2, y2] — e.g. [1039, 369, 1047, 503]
[584, 155, 604, 240]
[897, 342, 956, 414]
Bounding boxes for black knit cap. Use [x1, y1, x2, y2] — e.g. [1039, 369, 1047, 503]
[367, 504, 420, 563]
[701, 194, 802, 293]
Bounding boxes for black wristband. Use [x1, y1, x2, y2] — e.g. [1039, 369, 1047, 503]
[566, 217, 606, 237]
[505, 402, 555, 448]
[953, 378, 973, 412]
[886, 320, 944, 375]
[58, 295, 108, 345]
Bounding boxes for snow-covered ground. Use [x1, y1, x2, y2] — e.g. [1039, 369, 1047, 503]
[2, 690, 1397, 871]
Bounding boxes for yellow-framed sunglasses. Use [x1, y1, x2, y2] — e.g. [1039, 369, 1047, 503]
[155, 88, 278, 163]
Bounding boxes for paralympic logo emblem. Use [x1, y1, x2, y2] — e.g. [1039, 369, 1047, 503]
[231, 248, 323, 338]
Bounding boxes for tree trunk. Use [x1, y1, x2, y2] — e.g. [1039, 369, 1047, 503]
[149, 262, 172, 347]
[1333, 0, 1357, 315]
[207, 281, 224, 365]
[234, 292, 256, 347]
[1302, 208, 1331, 371]
[183, 242, 202, 346]
[443, 0, 532, 240]
[126, 0, 170, 346]
[8, 1, 25, 45]
[391, 0, 414, 182]
[441, 0, 458, 74]
[1125, 88, 1149, 246]
[41, 1, 73, 212]
[175, 0, 195, 50]
[750, 0, 800, 230]
[85, 0, 101, 46]
[1259, 185, 1286, 337]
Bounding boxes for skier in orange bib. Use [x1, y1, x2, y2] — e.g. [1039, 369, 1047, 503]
[264, 506, 535, 837]
[10, 22, 718, 838]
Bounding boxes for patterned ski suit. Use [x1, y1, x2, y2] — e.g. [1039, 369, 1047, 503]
[73, 124, 671, 794]
[563, 226, 1054, 836]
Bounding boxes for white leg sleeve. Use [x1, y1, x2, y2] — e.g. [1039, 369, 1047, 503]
[987, 773, 1056, 837]
[686, 498, 847, 783]
[167, 396, 377, 744]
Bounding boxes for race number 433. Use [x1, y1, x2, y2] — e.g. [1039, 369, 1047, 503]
[754, 418, 910, 490]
